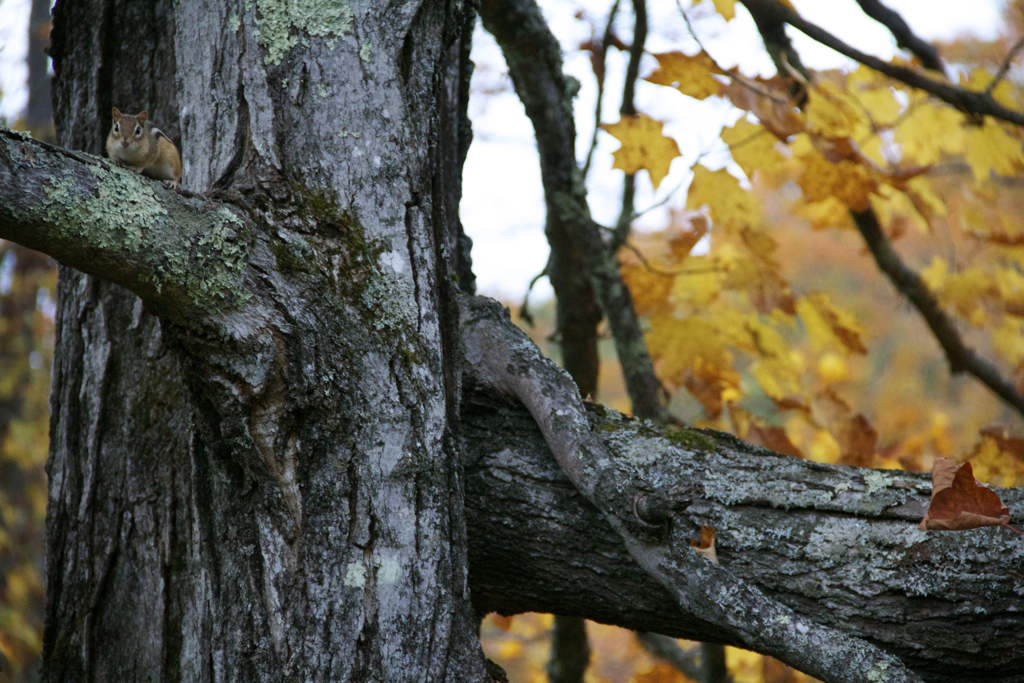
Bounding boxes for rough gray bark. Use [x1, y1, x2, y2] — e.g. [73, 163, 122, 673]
[459, 294, 1023, 683]
[19, 0, 490, 680]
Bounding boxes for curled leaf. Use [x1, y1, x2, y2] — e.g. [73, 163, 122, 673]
[919, 459, 1020, 532]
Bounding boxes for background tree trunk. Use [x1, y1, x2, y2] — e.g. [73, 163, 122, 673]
[42, 0, 489, 680]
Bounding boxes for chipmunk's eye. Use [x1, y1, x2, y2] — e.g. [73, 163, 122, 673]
[135, 125, 143, 136]
[113, 124, 119, 134]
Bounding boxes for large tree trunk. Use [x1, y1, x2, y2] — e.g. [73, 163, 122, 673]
[41, 0, 488, 680]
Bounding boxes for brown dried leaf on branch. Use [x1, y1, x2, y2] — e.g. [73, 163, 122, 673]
[689, 525, 719, 564]
[919, 458, 1020, 532]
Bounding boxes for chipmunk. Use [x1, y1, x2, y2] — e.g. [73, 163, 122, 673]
[106, 107, 182, 187]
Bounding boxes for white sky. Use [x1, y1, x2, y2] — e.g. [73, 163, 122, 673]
[0, 0, 1009, 301]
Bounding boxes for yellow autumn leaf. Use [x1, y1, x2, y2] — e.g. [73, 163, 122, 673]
[711, 308, 757, 353]
[993, 316, 1024, 366]
[942, 266, 997, 324]
[646, 314, 732, 387]
[806, 81, 865, 138]
[497, 640, 522, 660]
[963, 118, 1024, 181]
[869, 184, 932, 233]
[894, 101, 965, 165]
[696, 0, 737, 21]
[796, 293, 867, 355]
[646, 51, 723, 100]
[721, 118, 787, 178]
[809, 429, 843, 464]
[797, 152, 877, 211]
[848, 66, 902, 126]
[968, 435, 1024, 489]
[920, 256, 947, 291]
[995, 265, 1024, 309]
[818, 353, 851, 383]
[601, 114, 681, 189]
[793, 196, 856, 230]
[685, 165, 760, 229]
[670, 256, 723, 307]
[621, 259, 674, 316]
[959, 66, 1019, 111]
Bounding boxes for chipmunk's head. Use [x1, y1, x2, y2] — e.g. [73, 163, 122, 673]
[109, 107, 149, 151]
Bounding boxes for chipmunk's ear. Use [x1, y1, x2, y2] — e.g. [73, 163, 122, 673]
[112, 107, 122, 121]
[137, 111, 149, 124]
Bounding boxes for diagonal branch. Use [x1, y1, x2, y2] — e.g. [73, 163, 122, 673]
[853, 0, 942, 71]
[988, 36, 1024, 96]
[459, 292, 926, 683]
[738, 0, 1024, 128]
[480, 0, 667, 421]
[0, 129, 253, 327]
[612, 0, 647, 251]
[851, 208, 1024, 418]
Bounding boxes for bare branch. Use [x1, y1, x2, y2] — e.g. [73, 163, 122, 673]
[620, 0, 646, 118]
[612, 0, 647, 252]
[582, 0, 622, 179]
[636, 633, 703, 680]
[0, 129, 253, 327]
[739, 0, 1024, 128]
[851, 208, 1024, 418]
[854, 0, 943, 71]
[987, 36, 1024, 96]
[480, 0, 667, 421]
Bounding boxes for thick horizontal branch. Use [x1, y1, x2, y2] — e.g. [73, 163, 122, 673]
[852, 208, 1024, 418]
[0, 129, 253, 326]
[461, 364, 1024, 682]
[739, 0, 1024, 128]
[458, 294, 1009, 682]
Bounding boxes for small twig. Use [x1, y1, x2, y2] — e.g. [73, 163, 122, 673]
[612, 0, 648, 252]
[519, 264, 549, 327]
[621, 241, 720, 278]
[582, 0, 622, 179]
[636, 632, 703, 680]
[739, 0, 1024, 128]
[851, 208, 1024, 419]
[987, 36, 1024, 96]
[675, 0, 790, 105]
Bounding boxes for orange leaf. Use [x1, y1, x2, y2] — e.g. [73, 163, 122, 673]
[689, 525, 719, 564]
[695, 0, 736, 21]
[748, 423, 803, 459]
[721, 75, 804, 139]
[919, 459, 1019, 532]
[838, 414, 877, 467]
